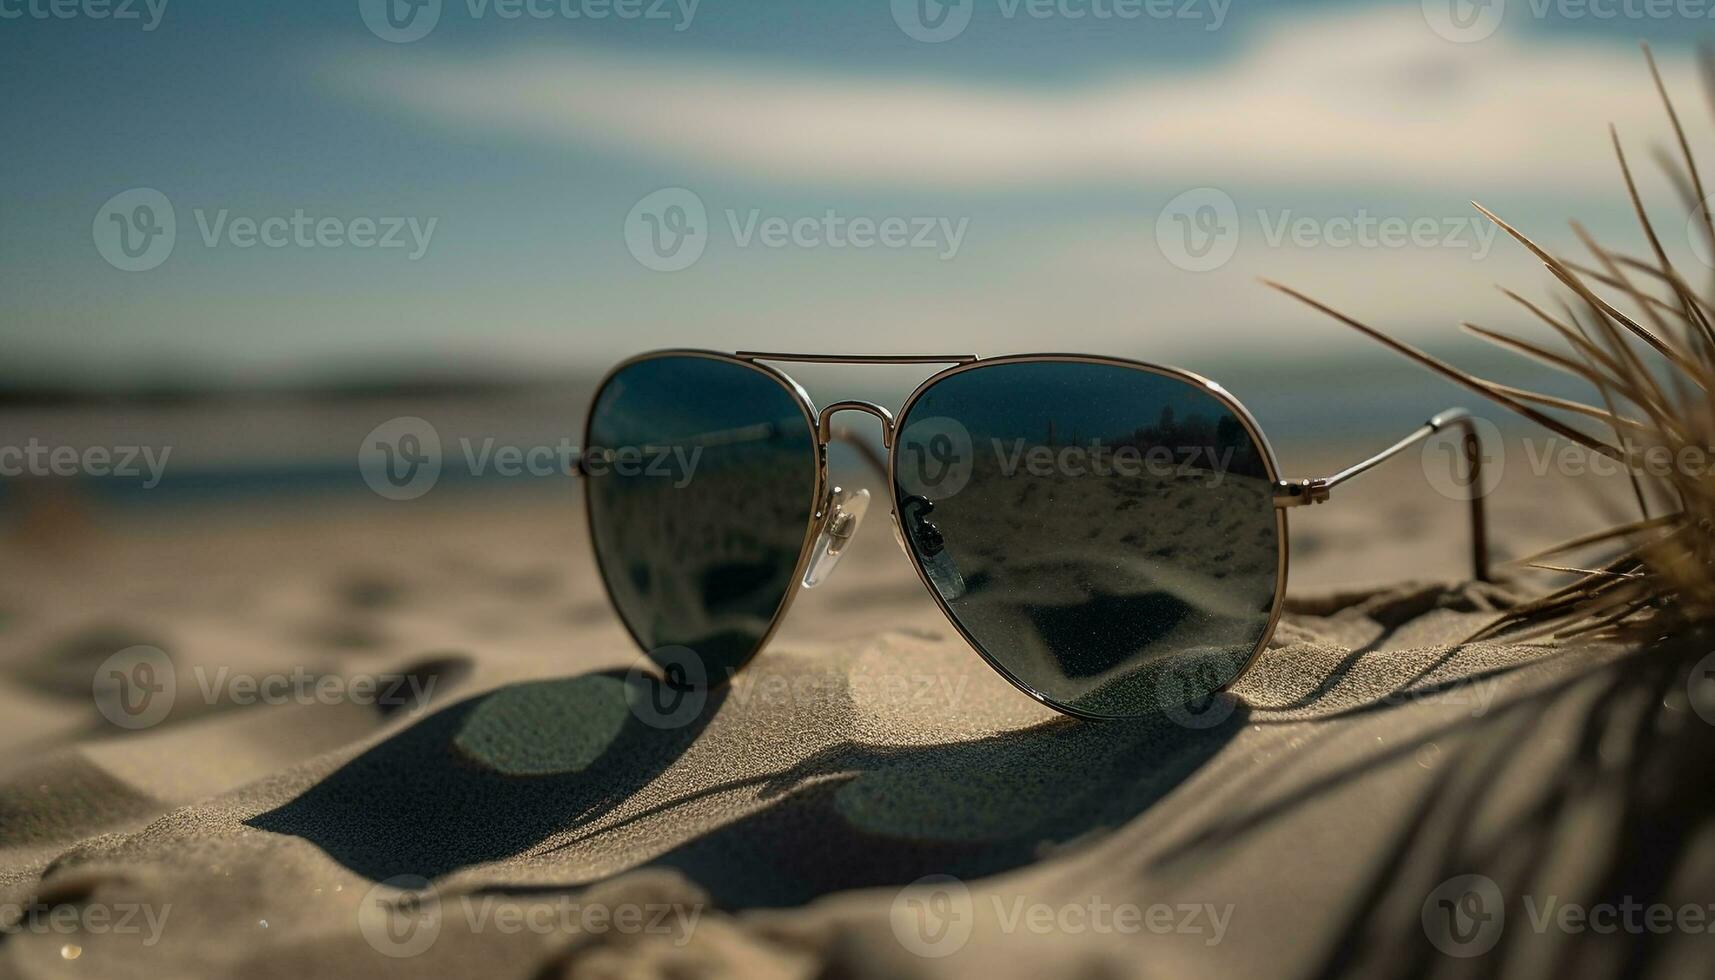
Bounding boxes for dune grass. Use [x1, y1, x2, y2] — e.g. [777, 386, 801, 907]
[1267, 45, 1715, 644]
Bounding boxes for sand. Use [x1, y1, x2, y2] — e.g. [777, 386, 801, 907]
[0, 465, 1709, 979]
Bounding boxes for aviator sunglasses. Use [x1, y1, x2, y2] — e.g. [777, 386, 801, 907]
[580, 351, 1493, 720]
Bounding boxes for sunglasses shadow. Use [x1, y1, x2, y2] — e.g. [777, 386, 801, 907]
[246, 667, 1244, 903]
[245, 670, 725, 882]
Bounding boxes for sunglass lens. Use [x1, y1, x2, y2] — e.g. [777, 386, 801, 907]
[893, 360, 1282, 718]
[586, 355, 818, 682]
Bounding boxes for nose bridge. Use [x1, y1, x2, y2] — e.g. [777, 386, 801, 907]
[817, 400, 896, 448]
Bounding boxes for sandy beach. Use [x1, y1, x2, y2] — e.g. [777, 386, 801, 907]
[0, 444, 1707, 978]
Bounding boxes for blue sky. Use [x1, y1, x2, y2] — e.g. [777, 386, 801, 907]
[5, 0, 1715, 386]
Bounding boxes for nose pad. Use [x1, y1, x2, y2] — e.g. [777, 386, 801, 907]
[802, 486, 870, 589]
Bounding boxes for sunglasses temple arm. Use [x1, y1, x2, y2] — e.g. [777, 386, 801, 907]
[1274, 408, 1492, 582]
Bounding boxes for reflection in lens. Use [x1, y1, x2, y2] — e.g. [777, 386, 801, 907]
[586, 355, 818, 681]
[893, 360, 1281, 718]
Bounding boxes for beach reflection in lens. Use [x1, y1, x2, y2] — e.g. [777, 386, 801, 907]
[586, 355, 818, 682]
[893, 360, 1281, 718]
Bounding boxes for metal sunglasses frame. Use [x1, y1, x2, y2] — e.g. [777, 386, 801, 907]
[581, 348, 1492, 720]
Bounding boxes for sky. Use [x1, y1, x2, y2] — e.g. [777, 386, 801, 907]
[6, 0, 1715, 387]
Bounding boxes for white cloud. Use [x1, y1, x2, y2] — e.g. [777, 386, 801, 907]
[330, 8, 1704, 193]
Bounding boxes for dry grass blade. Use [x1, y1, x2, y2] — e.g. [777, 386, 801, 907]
[1607, 126, 1715, 353]
[1263, 279, 1624, 459]
[1647, 42, 1715, 303]
[1275, 52, 1715, 644]
[1561, 260, 1691, 323]
[1525, 562, 1643, 578]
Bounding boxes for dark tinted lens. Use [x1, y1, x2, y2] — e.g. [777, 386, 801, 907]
[586, 355, 818, 681]
[893, 360, 1281, 718]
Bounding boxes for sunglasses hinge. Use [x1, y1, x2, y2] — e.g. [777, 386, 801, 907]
[1272, 478, 1331, 507]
